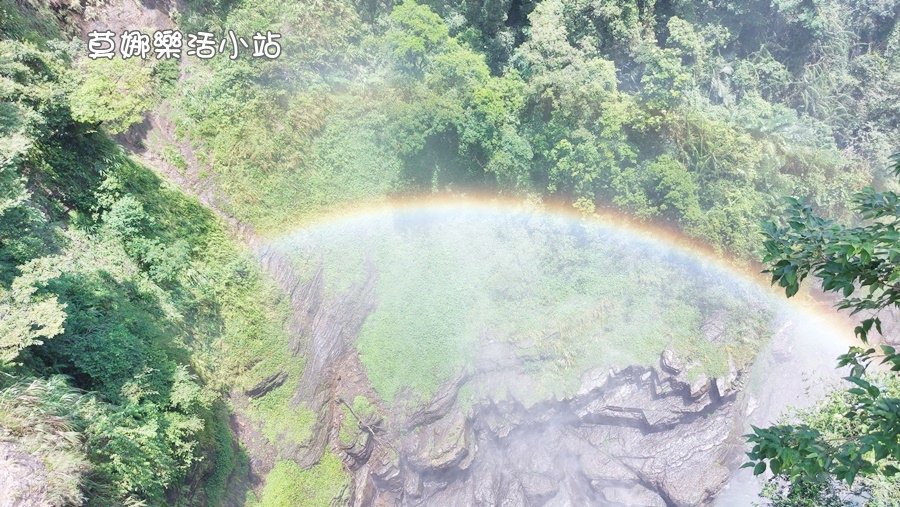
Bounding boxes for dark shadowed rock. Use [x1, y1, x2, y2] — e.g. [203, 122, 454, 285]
[344, 362, 745, 506]
[245, 370, 288, 398]
[660, 348, 684, 374]
[407, 410, 472, 471]
[689, 374, 711, 399]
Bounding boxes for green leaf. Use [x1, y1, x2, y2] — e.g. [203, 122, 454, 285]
[753, 462, 766, 476]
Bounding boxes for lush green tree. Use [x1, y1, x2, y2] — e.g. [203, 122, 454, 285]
[745, 155, 900, 500]
[158, 0, 897, 258]
[68, 57, 158, 134]
[0, 40, 71, 279]
[385, 0, 451, 74]
[0, 260, 65, 365]
[760, 374, 900, 505]
[0, 9, 256, 504]
[82, 366, 213, 505]
[609, 154, 703, 224]
[459, 72, 532, 188]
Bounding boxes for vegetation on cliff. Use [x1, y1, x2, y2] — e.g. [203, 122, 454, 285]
[747, 155, 900, 505]
[169, 0, 897, 260]
[1, 0, 898, 504]
[0, 3, 312, 503]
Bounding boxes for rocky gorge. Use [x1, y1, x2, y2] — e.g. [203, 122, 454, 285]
[241, 217, 846, 507]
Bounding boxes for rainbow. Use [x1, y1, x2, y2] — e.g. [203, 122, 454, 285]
[264, 193, 857, 344]
[262, 194, 860, 504]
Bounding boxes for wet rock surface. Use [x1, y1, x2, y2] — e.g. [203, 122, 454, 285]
[341, 351, 747, 507]
[0, 442, 52, 507]
[253, 248, 379, 468]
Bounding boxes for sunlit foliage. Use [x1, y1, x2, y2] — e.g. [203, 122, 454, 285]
[747, 155, 900, 504]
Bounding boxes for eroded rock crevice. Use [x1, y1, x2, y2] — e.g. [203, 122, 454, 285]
[339, 349, 749, 507]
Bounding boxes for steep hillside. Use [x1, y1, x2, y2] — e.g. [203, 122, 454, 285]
[0, 1, 344, 504]
[2, 0, 898, 505]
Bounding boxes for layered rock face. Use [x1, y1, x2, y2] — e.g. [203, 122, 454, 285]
[243, 215, 786, 506]
[0, 442, 54, 507]
[253, 242, 756, 506]
[340, 350, 747, 507]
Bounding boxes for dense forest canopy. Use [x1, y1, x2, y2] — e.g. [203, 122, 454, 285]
[165, 0, 899, 256]
[0, 0, 898, 505]
[1, 6, 299, 504]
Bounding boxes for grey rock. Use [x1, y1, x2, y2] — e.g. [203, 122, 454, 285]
[689, 374, 710, 399]
[601, 485, 667, 507]
[661, 348, 684, 374]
